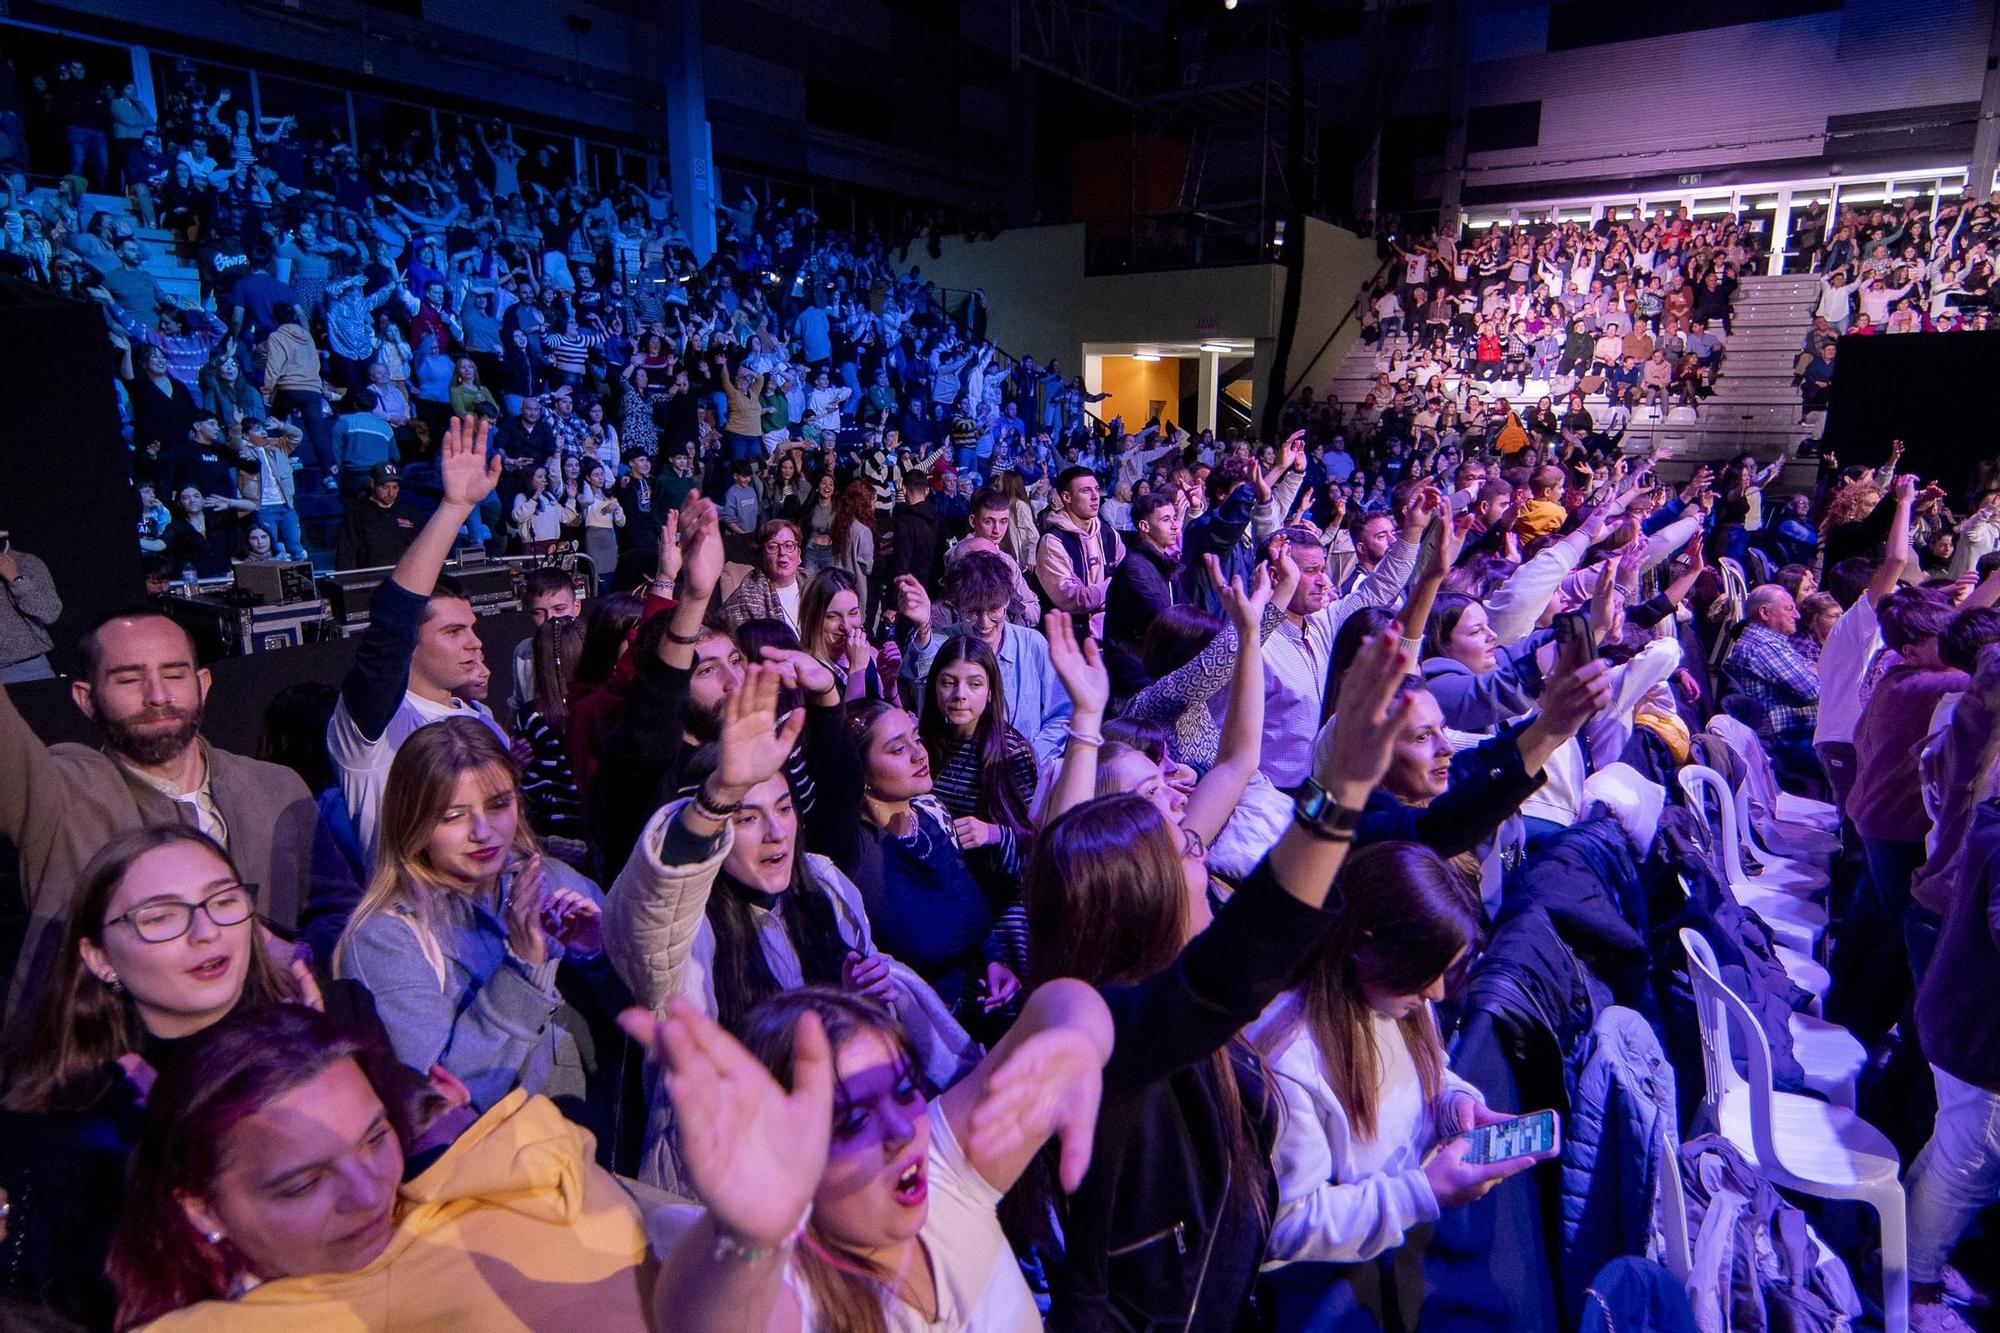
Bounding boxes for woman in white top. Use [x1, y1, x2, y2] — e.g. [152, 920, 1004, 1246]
[633, 976, 1110, 1333]
[512, 464, 577, 546]
[578, 458, 627, 588]
[1952, 491, 2000, 577]
[1250, 841, 1529, 1326]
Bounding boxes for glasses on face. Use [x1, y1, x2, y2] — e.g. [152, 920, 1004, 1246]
[765, 540, 801, 555]
[105, 884, 257, 944]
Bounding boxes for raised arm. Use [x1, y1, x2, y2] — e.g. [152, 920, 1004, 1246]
[1042, 611, 1110, 821]
[336, 416, 501, 741]
[1181, 559, 1276, 848]
[1865, 474, 1916, 606]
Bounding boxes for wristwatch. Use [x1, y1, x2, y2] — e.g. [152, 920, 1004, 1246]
[1294, 778, 1365, 842]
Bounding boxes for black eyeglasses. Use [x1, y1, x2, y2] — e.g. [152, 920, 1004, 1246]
[105, 884, 257, 943]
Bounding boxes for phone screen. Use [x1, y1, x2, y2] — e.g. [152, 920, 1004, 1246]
[1466, 1109, 1558, 1164]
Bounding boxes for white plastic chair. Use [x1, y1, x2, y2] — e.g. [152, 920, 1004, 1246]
[1684, 751, 1831, 892]
[1676, 767, 1828, 956]
[1704, 716, 1843, 861]
[1680, 929, 1906, 1333]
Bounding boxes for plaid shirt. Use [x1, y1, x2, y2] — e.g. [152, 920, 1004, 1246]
[1726, 623, 1821, 740]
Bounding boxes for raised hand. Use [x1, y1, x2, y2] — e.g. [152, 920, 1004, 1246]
[1317, 628, 1419, 798]
[678, 496, 724, 600]
[540, 888, 604, 958]
[618, 999, 832, 1251]
[1894, 473, 1919, 504]
[966, 1025, 1104, 1192]
[439, 415, 503, 508]
[502, 854, 553, 967]
[654, 509, 683, 587]
[1043, 609, 1109, 719]
[894, 574, 932, 629]
[760, 645, 838, 703]
[712, 664, 806, 801]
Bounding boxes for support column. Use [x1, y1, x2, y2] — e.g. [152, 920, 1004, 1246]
[1768, 189, 1793, 276]
[1196, 350, 1221, 433]
[663, 0, 717, 264]
[1435, 0, 1474, 234]
[1973, 0, 2000, 199]
[129, 47, 157, 119]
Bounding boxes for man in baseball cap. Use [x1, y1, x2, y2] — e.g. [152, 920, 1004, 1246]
[336, 461, 418, 569]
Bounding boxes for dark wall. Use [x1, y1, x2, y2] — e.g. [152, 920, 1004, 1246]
[0, 291, 141, 664]
[1823, 330, 2000, 503]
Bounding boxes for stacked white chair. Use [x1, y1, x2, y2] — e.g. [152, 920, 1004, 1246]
[1704, 715, 1843, 862]
[1679, 929, 1905, 1333]
[1676, 766, 1827, 959]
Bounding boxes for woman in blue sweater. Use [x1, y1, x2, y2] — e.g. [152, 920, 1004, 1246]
[334, 717, 625, 1128]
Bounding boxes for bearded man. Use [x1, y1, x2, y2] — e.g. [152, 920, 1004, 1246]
[0, 609, 358, 1016]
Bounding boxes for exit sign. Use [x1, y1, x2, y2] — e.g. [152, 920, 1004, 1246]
[1677, 173, 1703, 187]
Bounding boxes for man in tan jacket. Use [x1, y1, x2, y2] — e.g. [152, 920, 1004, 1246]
[0, 609, 358, 1016]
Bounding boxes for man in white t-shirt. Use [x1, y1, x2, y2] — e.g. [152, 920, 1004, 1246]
[1812, 476, 1913, 808]
[328, 417, 510, 861]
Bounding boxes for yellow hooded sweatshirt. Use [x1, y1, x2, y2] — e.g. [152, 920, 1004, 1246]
[141, 1091, 658, 1332]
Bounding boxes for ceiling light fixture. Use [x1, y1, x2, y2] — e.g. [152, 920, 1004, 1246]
[1133, 352, 1162, 362]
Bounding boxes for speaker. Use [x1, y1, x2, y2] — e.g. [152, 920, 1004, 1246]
[0, 284, 141, 666]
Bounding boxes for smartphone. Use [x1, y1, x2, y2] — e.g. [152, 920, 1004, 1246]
[1553, 610, 1596, 666]
[1463, 1108, 1562, 1164]
[1415, 513, 1445, 571]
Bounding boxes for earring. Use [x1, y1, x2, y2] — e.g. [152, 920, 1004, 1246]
[204, 1230, 223, 1245]
[102, 973, 122, 993]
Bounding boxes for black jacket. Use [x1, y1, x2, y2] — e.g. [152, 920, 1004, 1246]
[335, 499, 419, 570]
[1359, 725, 1544, 855]
[1104, 542, 1182, 694]
[888, 497, 944, 585]
[1049, 860, 1340, 1332]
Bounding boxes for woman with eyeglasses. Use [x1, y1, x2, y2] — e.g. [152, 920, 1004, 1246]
[0, 825, 319, 1330]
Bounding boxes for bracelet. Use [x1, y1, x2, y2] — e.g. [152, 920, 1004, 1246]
[1065, 728, 1105, 748]
[711, 1209, 807, 1266]
[666, 627, 705, 646]
[691, 786, 744, 821]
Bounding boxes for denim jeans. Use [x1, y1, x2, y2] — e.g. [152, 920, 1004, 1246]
[0, 654, 54, 683]
[65, 125, 108, 185]
[259, 504, 308, 563]
[272, 388, 335, 474]
[1906, 1064, 2000, 1283]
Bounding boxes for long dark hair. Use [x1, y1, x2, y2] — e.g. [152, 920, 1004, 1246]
[1025, 796, 1270, 1223]
[1277, 841, 1481, 1139]
[106, 1006, 437, 1329]
[571, 590, 646, 690]
[0, 826, 287, 1115]
[1141, 603, 1224, 680]
[916, 636, 1032, 832]
[1323, 606, 1396, 728]
[679, 748, 850, 1033]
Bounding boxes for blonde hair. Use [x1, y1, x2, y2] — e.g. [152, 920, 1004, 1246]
[334, 718, 540, 985]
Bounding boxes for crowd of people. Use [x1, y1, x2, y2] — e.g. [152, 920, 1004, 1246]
[4, 38, 2000, 1333]
[1283, 208, 1755, 523]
